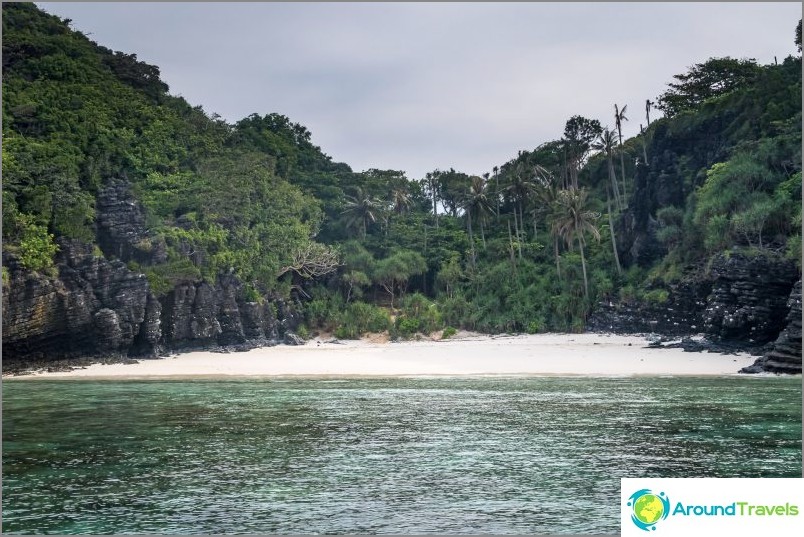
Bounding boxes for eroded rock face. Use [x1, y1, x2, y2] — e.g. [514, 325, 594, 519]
[702, 254, 799, 345]
[96, 178, 166, 265]
[3, 179, 305, 371]
[2, 239, 157, 365]
[587, 279, 710, 336]
[741, 280, 802, 374]
[588, 253, 800, 372]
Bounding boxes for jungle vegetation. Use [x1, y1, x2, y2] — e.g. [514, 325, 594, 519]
[2, 4, 801, 339]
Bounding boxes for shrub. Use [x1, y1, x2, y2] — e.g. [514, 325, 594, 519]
[441, 326, 458, 339]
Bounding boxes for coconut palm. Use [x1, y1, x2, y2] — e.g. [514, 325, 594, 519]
[551, 187, 601, 300]
[592, 128, 623, 210]
[493, 165, 500, 217]
[614, 103, 629, 202]
[390, 185, 412, 214]
[461, 175, 495, 267]
[342, 187, 382, 239]
[504, 161, 539, 250]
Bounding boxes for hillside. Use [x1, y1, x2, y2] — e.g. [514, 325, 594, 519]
[2, 3, 801, 372]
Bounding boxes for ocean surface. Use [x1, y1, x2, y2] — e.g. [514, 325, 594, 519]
[2, 376, 801, 534]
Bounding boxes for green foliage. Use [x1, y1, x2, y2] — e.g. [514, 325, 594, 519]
[16, 214, 59, 272]
[395, 293, 443, 337]
[3, 3, 800, 344]
[643, 289, 670, 305]
[333, 302, 391, 339]
[657, 57, 763, 117]
[441, 326, 458, 339]
[2, 266, 10, 287]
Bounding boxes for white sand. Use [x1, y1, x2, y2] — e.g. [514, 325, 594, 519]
[8, 333, 757, 379]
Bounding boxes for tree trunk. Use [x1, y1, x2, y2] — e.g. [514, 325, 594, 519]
[508, 219, 518, 274]
[618, 134, 627, 204]
[554, 236, 562, 281]
[579, 236, 589, 300]
[495, 174, 500, 219]
[467, 209, 476, 269]
[607, 192, 622, 276]
[608, 156, 622, 211]
[480, 219, 486, 249]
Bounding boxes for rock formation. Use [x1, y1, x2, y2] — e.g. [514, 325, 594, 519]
[2, 179, 302, 373]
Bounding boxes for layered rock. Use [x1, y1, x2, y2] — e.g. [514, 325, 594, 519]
[96, 178, 166, 265]
[587, 279, 710, 336]
[702, 253, 798, 345]
[3, 239, 303, 371]
[3, 239, 157, 366]
[588, 252, 801, 373]
[3, 178, 304, 372]
[741, 280, 802, 374]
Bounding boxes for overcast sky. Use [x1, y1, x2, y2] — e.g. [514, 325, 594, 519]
[39, 2, 801, 180]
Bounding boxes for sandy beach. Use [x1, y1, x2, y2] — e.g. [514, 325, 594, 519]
[8, 333, 758, 379]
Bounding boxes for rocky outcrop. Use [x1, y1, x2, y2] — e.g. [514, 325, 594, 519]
[588, 252, 801, 372]
[96, 178, 166, 265]
[587, 278, 710, 336]
[2, 175, 311, 372]
[741, 280, 802, 374]
[3, 239, 156, 366]
[3, 241, 303, 373]
[702, 253, 799, 345]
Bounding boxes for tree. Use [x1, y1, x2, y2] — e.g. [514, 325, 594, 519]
[796, 19, 801, 53]
[551, 188, 601, 300]
[279, 242, 340, 279]
[461, 175, 495, 266]
[592, 128, 622, 210]
[373, 250, 427, 309]
[342, 186, 382, 238]
[656, 57, 761, 117]
[614, 104, 629, 201]
[563, 115, 602, 188]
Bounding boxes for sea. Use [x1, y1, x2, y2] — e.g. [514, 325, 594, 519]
[2, 376, 801, 534]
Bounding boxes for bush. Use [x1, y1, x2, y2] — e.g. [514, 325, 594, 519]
[334, 301, 391, 339]
[395, 293, 443, 337]
[643, 289, 670, 305]
[441, 326, 458, 339]
[17, 216, 58, 272]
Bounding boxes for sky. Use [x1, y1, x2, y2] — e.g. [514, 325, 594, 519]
[38, 2, 802, 181]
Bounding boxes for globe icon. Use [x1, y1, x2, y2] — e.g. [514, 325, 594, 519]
[633, 493, 664, 525]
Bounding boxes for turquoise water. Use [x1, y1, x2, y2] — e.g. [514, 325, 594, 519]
[2, 377, 801, 534]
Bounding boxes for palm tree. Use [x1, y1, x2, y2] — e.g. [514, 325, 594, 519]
[614, 103, 629, 202]
[531, 166, 562, 278]
[551, 187, 601, 300]
[390, 186, 412, 214]
[462, 175, 495, 267]
[645, 99, 654, 126]
[342, 187, 382, 239]
[493, 165, 500, 218]
[592, 128, 623, 211]
[504, 161, 538, 251]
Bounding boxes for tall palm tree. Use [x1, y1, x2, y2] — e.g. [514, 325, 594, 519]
[342, 187, 382, 239]
[493, 165, 500, 218]
[390, 186, 412, 214]
[551, 187, 601, 300]
[531, 166, 562, 278]
[592, 128, 623, 211]
[462, 175, 495, 267]
[504, 161, 538, 250]
[645, 99, 654, 126]
[614, 103, 629, 202]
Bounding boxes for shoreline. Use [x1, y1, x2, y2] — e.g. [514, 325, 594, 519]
[3, 333, 765, 380]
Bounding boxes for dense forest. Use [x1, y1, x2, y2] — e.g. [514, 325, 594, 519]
[2, 4, 801, 351]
